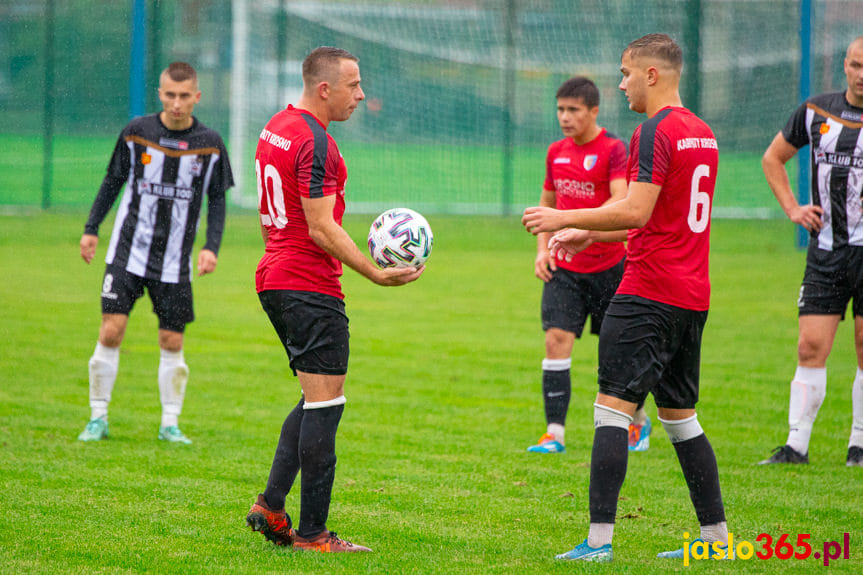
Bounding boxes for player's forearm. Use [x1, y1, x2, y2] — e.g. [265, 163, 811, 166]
[308, 220, 380, 282]
[588, 229, 628, 243]
[203, 193, 226, 254]
[564, 201, 648, 231]
[536, 231, 551, 255]
[84, 175, 125, 234]
[762, 154, 799, 217]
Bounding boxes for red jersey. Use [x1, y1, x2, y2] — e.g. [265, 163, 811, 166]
[544, 128, 627, 273]
[618, 107, 717, 311]
[255, 105, 347, 299]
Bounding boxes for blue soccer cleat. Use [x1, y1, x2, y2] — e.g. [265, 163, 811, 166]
[555, 539, 613, 562]
[78, 418, 109, 441]
[158, 425, 192, 444]
[527, 432, 565, 453]
[628, 416, 651, 452]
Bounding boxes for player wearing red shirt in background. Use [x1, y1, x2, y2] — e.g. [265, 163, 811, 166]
[527, 77, 651, 455]
[246, 47, 422, 554]
[522, 33, 728, 562]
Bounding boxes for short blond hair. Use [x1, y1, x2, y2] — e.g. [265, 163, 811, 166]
[623, 34, 683, 73]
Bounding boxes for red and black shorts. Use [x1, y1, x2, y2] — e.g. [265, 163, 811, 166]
[597, 294, 707, 409]
[100, 265, 194, 332]
[258, 290, 350, 376]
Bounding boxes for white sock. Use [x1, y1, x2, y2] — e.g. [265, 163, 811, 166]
[659, 414, 704, 444]
[89, 342, 119, 421]
[547, 422, 565, 444]
[159, 349, 189, 428]
[701, 521, 728, 545]
[785, 366, 826, 454]
[587, 523, 614, 548]
[850, 367, 863, 448]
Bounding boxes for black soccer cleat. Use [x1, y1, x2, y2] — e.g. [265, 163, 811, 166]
[847, 446, 863, 467]
[758, 444, 809, 465]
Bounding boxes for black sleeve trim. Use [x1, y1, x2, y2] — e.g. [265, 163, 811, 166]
[203, 187, 226, 255]
[302, 114, 329, 198]
[83, 175, 126, 235]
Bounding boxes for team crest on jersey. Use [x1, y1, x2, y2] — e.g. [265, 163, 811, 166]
[583, 155, 598, 171]
[142, 153, 152, 165]
[820, 123, 830, 135]
[189, 156, 204, 176]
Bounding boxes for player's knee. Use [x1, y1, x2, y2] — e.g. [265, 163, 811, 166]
[545, 329, 575, 357]
[797, 337, 828, 365]
[159, 330, 184, 352]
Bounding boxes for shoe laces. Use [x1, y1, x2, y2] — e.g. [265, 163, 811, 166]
[776, 445, 797, 457]
[537, 433, 556, 444]
[325, 532, 353, 547]
[269, 514, 289, 532]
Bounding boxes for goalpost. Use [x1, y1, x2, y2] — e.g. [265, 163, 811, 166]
[230, 0, 255, 209]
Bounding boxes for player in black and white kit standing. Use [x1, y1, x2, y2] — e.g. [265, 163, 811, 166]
[78, 62, 233, 444]
[760, 36, 863, 466]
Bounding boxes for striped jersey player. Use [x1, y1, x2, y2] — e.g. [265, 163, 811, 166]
[85, 113, 231, 283]
[78, 62, 233, 445]
[759, 35, 863, 467]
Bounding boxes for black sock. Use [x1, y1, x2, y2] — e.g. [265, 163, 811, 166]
[297, 403, 344, 539]
[588, 426, 629, 524]
[672, 434, 726, 526]
[263, 397, 305, 511]
[542, 368, 571, 427]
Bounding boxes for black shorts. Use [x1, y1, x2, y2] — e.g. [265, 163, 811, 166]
[541, 258, 624, 337]
[100, 265, 194, 332]
[597, 294, 708, 409]
[798, 245, 863, 319]
[258, 290, 349, 376]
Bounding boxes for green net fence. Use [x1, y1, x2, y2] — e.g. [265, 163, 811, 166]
[1, 0, 861, 215]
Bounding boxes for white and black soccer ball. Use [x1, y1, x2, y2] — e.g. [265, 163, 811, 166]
[367, 208, 433, 268]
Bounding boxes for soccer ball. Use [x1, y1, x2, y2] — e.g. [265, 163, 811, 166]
[368, 208, 433, 268]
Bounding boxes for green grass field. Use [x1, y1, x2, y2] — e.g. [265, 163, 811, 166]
[0, 134, 785, 217]
[1, 212, 861, 574]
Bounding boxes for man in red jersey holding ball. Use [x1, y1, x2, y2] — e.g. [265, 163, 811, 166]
[523, 33, 728, 562]
[246, 46, 422, 553]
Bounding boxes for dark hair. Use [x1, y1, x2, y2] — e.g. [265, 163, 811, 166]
[556, 76, 599, 108]
[163, 61, 197, 84]
[303, 46, 359, 84]
[623, 33, 683, 72]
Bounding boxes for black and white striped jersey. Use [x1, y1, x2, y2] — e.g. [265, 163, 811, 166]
[85, 114, 233, 283]
[783, 92, 863, 251]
